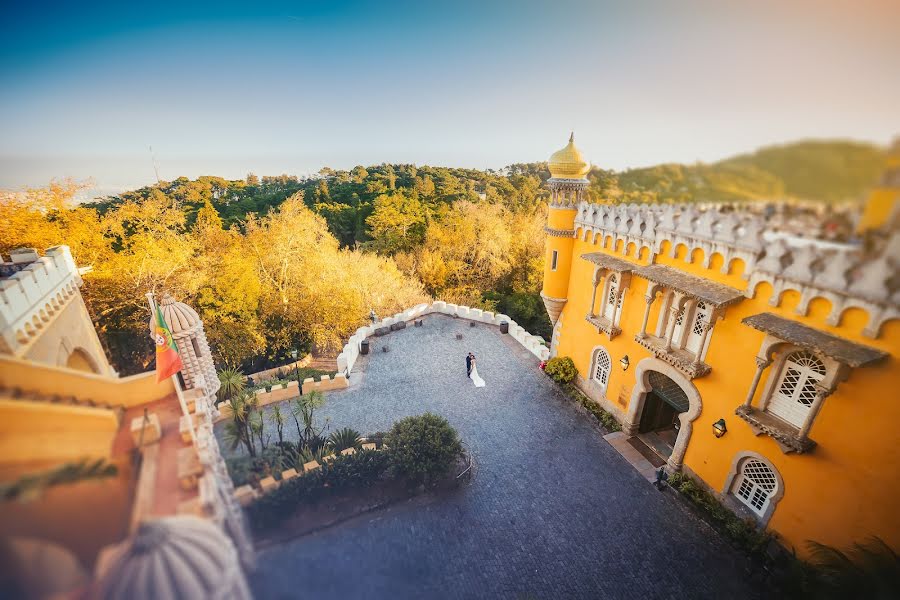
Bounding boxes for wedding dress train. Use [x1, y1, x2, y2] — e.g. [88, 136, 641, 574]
[470, 364, 486, 387]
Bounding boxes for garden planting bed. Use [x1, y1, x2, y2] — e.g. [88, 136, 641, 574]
[253, 454, 471, 548]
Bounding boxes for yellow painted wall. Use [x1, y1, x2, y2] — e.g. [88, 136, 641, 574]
[0, 400, 119, 467]
[553, 228, 900, 557]
[0, 456, 133, 570]
[542, 207, 577, 299]
[0, 356, 175, 409]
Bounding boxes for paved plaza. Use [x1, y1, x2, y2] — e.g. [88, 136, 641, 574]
[231, 315, 766, 599]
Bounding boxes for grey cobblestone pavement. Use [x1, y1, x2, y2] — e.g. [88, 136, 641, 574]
[228, 315, 766, 599]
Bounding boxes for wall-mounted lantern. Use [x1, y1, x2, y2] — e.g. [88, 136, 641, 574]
[712, 418, 727, 438]
[620, 355, 630, 371]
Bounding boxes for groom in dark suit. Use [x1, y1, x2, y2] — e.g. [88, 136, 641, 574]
[466, 353, 473, 377]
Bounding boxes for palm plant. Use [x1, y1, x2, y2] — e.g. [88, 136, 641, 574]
[270, 403, 288, 447]
[295, 444, 330, 466]
[328, 427, 362, 453]
[225, 392, 256, 457]
[249, 410, 268, 451]
[291, 390, 326, 445]
[807, 537, 900, 599]
[218, 367, 246, 402]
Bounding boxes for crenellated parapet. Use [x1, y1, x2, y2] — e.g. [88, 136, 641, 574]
[747, 232, 900, 338]
[573, 202, 899, 338]
[574, 202, 767, 273]
[0, 246, 82, 354]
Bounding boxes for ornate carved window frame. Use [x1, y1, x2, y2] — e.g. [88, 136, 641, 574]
[721, 451, 785, 526]
[590, 345, 612, 392]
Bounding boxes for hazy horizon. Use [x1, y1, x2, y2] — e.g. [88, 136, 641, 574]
[2, 0, 898, 197]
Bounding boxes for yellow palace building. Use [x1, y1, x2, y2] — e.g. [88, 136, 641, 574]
[541, 134, 900, 556]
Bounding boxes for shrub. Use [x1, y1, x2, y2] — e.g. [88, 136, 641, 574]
[563, 383, 622, 432]
[328, 427, 363, 452]
[385, 413, 463, 484]
[246, 448, 390, 532]
[544, 356, 577, 384]
[806, 537, 900, 599]
[668, 472, 774, 558]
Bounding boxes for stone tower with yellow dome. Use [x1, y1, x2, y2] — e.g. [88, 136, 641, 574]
[541, 133, 591, 332]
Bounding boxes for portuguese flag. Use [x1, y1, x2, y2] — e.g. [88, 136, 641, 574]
[153, 304, 183, 383]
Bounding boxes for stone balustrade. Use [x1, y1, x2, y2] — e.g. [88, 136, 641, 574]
[334, 301, 550, 378]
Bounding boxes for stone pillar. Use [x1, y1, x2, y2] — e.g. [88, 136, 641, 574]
[798, 384, 833, 441]
[638, 294, 654, 338]
[743, 357, 772, 408]
[588, 279, 600, 317]
[664, 303, 682, 352]
[691, 320, 713, 366]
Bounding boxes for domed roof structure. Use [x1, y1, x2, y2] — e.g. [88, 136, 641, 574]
[94, 516, 251, 600]
[548, 132, 590, 179]
[156, 293, 201, 335]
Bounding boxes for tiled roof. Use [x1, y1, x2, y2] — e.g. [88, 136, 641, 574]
[635, 264, 744, 307]
[742, 312, 888, 367]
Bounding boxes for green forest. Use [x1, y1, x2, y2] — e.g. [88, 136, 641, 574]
[1, 139, 886, 375]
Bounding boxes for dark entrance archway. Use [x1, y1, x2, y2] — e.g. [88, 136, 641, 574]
[637, 371, 690, 459]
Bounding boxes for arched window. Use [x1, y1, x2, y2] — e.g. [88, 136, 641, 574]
[601, 275, 623, 324]
[685, 301, 712, 354]
[732, 458, 779, 517]
[767, 351, 826, 428]
[592, 347, 611, 389]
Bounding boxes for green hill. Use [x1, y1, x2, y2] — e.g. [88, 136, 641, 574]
[718, 140, 885, 203]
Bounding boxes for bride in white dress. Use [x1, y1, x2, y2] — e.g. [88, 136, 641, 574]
[469, 356, 486, 387]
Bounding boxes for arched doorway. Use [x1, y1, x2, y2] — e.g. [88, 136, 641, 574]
[637, 371, 689, 459]
[625, 358, 702, 472]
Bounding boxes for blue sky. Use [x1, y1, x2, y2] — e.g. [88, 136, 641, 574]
[1, 0, 898, 194]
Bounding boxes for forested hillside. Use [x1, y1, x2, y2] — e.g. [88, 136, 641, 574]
[1, 140, 885, 375]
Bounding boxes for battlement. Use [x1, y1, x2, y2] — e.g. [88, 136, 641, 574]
[0, 246, 82, 353]
[574, 202, 899, 338]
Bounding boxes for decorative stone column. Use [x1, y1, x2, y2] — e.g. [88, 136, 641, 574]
[665, 304, 682, 351]
[691, 320, 713, 367]
[798, 384, 834, 441]
[588, 279, 600, 317]
[743, 356, 772, 408]
[638, 294, 654, 338]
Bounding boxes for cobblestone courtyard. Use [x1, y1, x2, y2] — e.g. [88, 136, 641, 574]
[236, 315, 765, 599]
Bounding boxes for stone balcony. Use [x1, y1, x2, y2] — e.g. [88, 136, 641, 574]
[734, 405, 816, 454]
[634, 334, 711, 379]
[585, 314, 621, 339]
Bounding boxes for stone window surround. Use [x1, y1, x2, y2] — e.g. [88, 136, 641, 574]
[721, 451, 785, 527]
[586, 266, 631, 339]
[589, 345, 612, 392]
[624, 357, 703, 473]
[649, 287, 717, 363]
[739, 337, 847, 450]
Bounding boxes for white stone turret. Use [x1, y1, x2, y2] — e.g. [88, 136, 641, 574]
[153, 293, 220, 401]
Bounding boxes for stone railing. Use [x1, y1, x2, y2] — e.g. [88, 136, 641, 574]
[0, 246, 81, 354]
[335, 301, 550, 377]
[573, 202, 899, 338]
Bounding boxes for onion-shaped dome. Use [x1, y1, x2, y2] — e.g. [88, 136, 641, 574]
[94, 516, 251, 600]
[0, 537, 88, 599]
[548, 132, 590, 179]
[152, 293, 201, 335]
